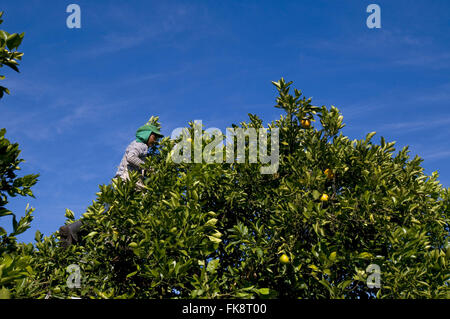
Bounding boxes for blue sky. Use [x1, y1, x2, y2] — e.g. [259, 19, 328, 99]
[1, 0, 449, 243]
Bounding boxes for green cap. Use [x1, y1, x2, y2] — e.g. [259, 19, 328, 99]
[146, 124, 163, 137]
[136, 124, 163, 144]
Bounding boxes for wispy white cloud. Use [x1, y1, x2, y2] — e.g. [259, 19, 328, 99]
[415, 83, 450, 103]
[393, 52, 450, 69]
[76, 2, 218, 58]
[284, 28, 449, 71]
[380, 116, 450, 133]
[422, 150, 450, 160]
[305, 29, 430, 52]
[1, 86, 144, 141]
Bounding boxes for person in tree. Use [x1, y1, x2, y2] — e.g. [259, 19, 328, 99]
[58, 122, 163, 249]
[115, 123, 163, 188]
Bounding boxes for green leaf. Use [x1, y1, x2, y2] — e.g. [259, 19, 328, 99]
[357, 252, 373, 259]
[204, 218, 218, 227]
[312, 190, 321, 200]
[365, 131, 376, 143]
[3, 61, 19, 72]
[206, 259, 220, 273]
[257, 288, 270, 295]
[34, 230, 42, 242]
[6, 33, 22, 50]
[0, 30, 8, 41]
[12, 215, 18, 232]
[0, 208, 12, 217]
[65, 208, 75, 220]
[329, 251, 337, 262]
[0, 288, 10, 299]
[207, 235, 222, 243]
[308, 264, 319, 272]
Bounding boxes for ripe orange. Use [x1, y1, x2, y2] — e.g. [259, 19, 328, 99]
[324, 169, 335, 179]
[279, 254, 290, 264]
[301, 119, 311, 128]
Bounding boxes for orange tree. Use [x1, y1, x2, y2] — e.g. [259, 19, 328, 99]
[0, 11, 38, 299]
[0, 11, 25, 99]
[20, 78, 449, 299]
[0, 129, 37, 299]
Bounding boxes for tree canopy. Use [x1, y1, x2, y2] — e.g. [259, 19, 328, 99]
[0, 10, 448, 299]
[3, 78, 447, 299]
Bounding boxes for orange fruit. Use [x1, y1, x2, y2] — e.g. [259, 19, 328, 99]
[320, 193, 329, 202]
[279, 254, 290, 264]
[324, 169, 334, 179]
[301, 119, 311, 128]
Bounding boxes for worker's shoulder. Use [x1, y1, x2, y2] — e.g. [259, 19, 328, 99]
[126, 140, 148, 151]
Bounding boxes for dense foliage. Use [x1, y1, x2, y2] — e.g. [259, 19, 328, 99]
[4, 78, 447, 299]
[0, 12, 38, 298]
[0, 10, 448, 299]
[0, 11, 24, 99]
